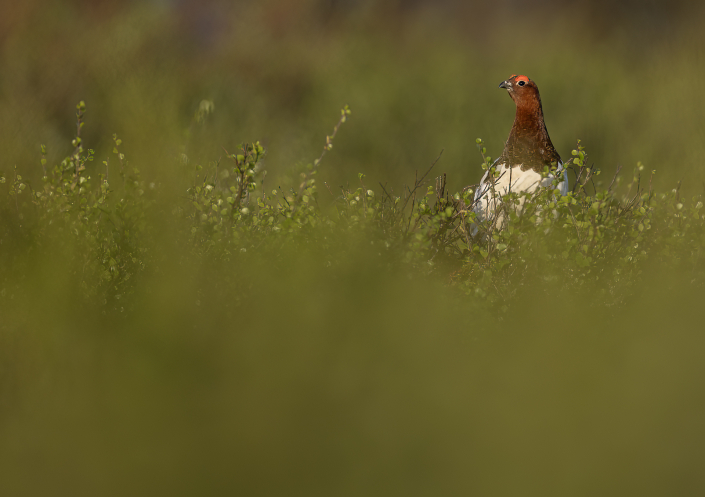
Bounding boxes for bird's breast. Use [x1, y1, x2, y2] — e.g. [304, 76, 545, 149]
[481, 163, 556, 196]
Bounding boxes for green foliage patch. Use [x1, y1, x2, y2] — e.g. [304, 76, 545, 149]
[2, 104, 703, 314]
[2, 101, 705, 497]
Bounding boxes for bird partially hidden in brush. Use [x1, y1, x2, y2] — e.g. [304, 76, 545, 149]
[472, 74, 568, 236]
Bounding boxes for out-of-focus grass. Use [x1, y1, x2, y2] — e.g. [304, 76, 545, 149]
[2, 2, 705, 495]
[2, 243, 705, 496]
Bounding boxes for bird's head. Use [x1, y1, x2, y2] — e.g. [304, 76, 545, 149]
[499, 74, 540, 108]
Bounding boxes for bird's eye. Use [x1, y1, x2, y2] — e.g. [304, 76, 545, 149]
[518, 80, 526, 87]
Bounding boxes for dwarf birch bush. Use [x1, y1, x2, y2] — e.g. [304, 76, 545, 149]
[1, 103, 152, 305]
[1, 102, 704, 311]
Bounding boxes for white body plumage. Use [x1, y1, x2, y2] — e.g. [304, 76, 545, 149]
[472, 160, 568, 235]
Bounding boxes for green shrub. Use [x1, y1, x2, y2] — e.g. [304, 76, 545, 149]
[3, 102, 703, 313]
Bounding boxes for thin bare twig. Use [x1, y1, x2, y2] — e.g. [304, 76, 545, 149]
[398, 149, 444, 220]
[291, 107, 350, 214]
[607, 164, 623, 193]
[324, 181, 335, 197]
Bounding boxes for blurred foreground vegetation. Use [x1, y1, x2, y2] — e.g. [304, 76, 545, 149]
[2, 1, 705, 495]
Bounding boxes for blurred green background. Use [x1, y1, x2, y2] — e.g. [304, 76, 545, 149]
[2, 1, 705, 495]
[2, 0, 705, 194]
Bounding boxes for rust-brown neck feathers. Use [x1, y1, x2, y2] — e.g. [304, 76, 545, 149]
[498, 75, 561, 173]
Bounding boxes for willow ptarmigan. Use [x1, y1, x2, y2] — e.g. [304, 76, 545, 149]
[472, 74, 568, 235]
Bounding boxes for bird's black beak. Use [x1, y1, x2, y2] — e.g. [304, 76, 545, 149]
[499, 80, 509, 89]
